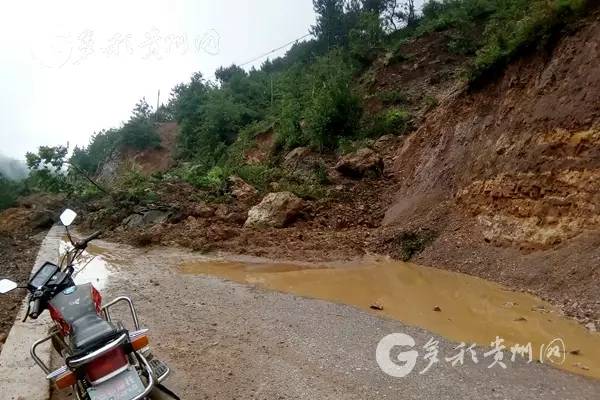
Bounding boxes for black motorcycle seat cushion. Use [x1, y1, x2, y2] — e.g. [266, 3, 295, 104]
[71, 313, 117, 351]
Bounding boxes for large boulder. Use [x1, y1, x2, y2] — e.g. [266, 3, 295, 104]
[244, 192, 303, 228]
[335, 148, 384, 179]
[123, 209, 171, 228]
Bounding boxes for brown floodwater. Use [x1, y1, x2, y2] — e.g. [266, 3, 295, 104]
[179, 257, 600, 379]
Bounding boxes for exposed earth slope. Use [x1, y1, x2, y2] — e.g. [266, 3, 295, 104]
[90, 11, 600, 328]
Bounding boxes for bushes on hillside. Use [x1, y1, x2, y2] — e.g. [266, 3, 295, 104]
[25, 145, 71, 193]
[0, 173, 24, 210]
[120, 99, 161, 150]
[36, 0, 588, 203]
[418, 0, 588, 81]
[70, 99, 160, 176]
[368, 107, 412, 137]
[278, 51, 362, 151]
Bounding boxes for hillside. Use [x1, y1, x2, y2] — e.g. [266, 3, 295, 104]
[382, 12, 600, 325]
[7, 0, 599, 331]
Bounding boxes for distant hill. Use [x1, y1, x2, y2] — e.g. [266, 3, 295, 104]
[0, 154, 28, 180]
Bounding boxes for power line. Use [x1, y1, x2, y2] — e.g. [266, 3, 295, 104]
[238, 32, 314, 67]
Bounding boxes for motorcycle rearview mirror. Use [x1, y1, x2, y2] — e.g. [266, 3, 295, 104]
[60, 209, 77, 227]
[0, 279, 18, 294]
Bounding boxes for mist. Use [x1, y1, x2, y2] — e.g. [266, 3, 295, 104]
[0, 154, 28, 180]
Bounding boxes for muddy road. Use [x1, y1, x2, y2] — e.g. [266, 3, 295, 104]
[43, 238, 600, 400]
[50, 239, 600, 399]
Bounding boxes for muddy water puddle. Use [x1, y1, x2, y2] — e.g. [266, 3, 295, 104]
[59, 240, 115, 290]
[179, 258, 600, 379]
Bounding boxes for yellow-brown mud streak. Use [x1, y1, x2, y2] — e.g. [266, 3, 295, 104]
[180, 258, 600, 379]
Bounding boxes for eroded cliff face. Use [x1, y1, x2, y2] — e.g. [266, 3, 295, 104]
[379, 13, 600, 323]
[388, 16, 600, 250]
[458, 129, 600, 248]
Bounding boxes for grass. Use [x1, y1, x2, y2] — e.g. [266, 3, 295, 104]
[392, 229, 437, 261]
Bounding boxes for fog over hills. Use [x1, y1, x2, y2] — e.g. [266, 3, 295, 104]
[0, 153, 28, 180]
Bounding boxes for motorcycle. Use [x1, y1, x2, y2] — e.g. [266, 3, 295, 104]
[0, 209, 179, 400]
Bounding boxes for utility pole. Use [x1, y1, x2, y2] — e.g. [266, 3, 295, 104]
[270, 75, 274, 108]
[156, 89, 160, 121]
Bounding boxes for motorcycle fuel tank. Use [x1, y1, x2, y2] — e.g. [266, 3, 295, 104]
[48, 283, 102, 334]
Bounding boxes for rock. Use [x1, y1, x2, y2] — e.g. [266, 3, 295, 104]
[244, 192, 303, 228]
[229, 176, 258, 203]
[433, 306, 442, 312]
[0, 332, 7, 344]
[373, 134, 396, 151]
[123, 213, 144, 228]
[144, 210, 170, 225]
[283, 147, 321, 176]
[573, 362, 590, 371]
[284, 147, 311, 166]
[192, 204, 215, 218]
[335, 148, 384, 179]
[370, 303, 384, 311]
[585, 322, 597, 333]
[123, 209, 170, 228]
[215, 204, 230, 220]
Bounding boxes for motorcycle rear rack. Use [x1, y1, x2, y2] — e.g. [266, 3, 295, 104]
[31, 295, 167, 399]
[102, 296, 141, 331]
[31, 296, 141, 374]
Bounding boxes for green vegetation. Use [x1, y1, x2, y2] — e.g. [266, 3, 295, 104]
[367, 107, 412, 137]
[0, 173, 24, 211]
[392, 229, 437, 261]
[417, 0, 588, 81]
[377, 89, 409, 105]
[17, 0, 589, 203]
[70, 99, 161, 176]
[25, 145, 71, 193]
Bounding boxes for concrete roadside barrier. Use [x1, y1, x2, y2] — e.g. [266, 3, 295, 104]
[0, 226, 61, 400]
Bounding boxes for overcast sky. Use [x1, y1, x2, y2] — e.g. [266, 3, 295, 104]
[0, 0, 316, 159]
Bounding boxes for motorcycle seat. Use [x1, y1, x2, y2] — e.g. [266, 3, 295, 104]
[71, 313, 118, 352]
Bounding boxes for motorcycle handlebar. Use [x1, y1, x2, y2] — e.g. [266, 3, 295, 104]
[29, 298, 42, 319]
[74, 230, 102, 249]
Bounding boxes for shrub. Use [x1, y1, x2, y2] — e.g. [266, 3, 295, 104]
[418, 0, 588, 82]
[337, 137, 374, 155]
[348, 11, 385, 67]
[367, 107, 412, 137]
[0, 173, 23, 210]
[119, 118, 161, 150]
[115, 171, 158, 204]
[469, 0, 587, 81]
[25, 145, 72, 194]
[305, 53, 363, 150]
[199, 166, 228, 192]
[234, 164, 281, 192]
[392, 229, 437, 261]
[377, 89, 409, 105]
